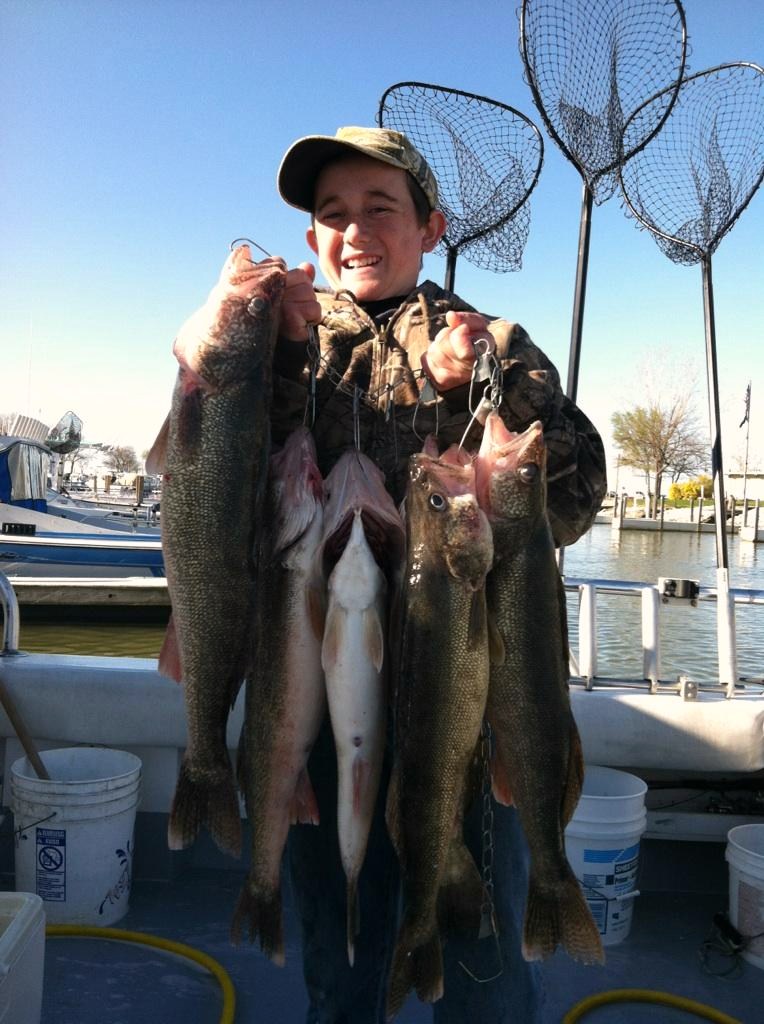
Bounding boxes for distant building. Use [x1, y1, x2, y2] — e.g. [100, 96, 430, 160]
[725, 472, 764, 503]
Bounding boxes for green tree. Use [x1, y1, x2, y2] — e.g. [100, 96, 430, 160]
[612, 397, 708, 516]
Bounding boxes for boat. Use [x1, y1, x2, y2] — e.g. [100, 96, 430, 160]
[1, 566, 762, 1022]
[1, 437, 164, 583]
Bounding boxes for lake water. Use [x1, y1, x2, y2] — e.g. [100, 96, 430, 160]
[13, 523, 764, 685]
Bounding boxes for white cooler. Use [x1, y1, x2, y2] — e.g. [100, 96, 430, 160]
[0, 891, 45, 1024]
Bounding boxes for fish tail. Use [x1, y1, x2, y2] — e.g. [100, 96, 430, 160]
[346, 876, 360, 967]
[522, 870, 604, 965]
[436, 840, 483, 937]
[167, 760, 242, 857]
[230, 883, 285, 967]
[386, 927, 443, 1019]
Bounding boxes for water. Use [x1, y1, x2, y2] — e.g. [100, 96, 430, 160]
[13, 524, 764, 684]
[562, 524, 763, 685]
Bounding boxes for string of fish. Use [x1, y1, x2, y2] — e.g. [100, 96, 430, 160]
[235, 238, 504, 979]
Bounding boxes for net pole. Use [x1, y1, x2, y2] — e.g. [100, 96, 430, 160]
[565, 182, 594, 403]
[444, 246, 458, 292]
[701, 254, 737, 693]
[701, 255, 729, 572]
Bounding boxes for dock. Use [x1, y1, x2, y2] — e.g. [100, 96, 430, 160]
[6, 574, 169, 619]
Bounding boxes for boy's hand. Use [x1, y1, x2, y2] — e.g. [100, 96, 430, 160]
[423, 311, 496, 391]
[279, 262, 321, 341]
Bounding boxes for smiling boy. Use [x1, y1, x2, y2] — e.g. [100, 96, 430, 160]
[266, 127, 607, 1023]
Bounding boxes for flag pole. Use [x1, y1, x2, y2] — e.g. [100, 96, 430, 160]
[741, 381, 751, 525]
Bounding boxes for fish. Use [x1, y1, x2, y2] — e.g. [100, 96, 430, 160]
[385, 440, 494, 1016]
[146, 247, 286, 857]
[319, 450, 405, 966]
[475, 410, 604, 965]
[232, 425, 326, 966]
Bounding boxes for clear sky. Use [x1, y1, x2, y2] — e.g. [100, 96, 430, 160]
[1, 0, 762, 484]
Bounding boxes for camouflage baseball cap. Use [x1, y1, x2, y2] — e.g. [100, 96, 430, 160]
[277, 126, 439, 213]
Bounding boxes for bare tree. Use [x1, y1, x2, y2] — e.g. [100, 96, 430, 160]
[612, 394, 708, 516]
[0, 413, 15, 435]
[104, 445, 140, 474]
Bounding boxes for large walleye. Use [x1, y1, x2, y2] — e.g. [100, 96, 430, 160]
[232, 426, 326, 966]
[475, 411, 604, 965]
[386, 440, 494, 1016]
[147, 247, 285, 857]
[319, 450, 404, 967]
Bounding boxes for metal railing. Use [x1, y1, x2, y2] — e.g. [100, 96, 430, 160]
[565, 576, 764, 699]
[2, 569, 763, 701]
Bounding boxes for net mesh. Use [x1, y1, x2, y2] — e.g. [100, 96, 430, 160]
[378, 82, 543, 273]
[620, 63, 764, 265]
[520, 0, 687, 202]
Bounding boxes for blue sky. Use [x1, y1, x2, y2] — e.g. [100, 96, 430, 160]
[1, 0, 762, 484]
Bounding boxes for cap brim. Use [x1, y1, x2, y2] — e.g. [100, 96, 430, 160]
[277, 135, 409, 213]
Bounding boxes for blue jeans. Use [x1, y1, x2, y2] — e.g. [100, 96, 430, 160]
[287, 719, 543, 1023]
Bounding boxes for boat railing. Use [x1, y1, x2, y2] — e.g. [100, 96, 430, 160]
[0, 571, 19, 655]
[565, 575, 764, 699]
[2, 569, 763, 699]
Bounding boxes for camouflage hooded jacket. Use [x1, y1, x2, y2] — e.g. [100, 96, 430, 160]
[271, 280, 606, 547]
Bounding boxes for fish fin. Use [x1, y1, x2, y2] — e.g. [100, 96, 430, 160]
[363, 607, 385, 673]
[346, 875, 360, 967]
[486, 610, 506, 666]
[384, 767, 402, 857]
[561, 722, 585, 826]
[522, 870, 604, 965]
[157, 613, 183, 682]
[274, 494, 320, 553]
[145, 413, 170, 475]
[231, 882, 285, 967]
[387, 921, 444, 1016]
[556, 570, 571, 667]
[306, 579, 326, 641]
[437, 839, 483, 937]
[290, 769, 320, 825]
[167, 759, 242, 857]
[321, 605, 344, 672]
[467, 588, 488, 650]
[489, 746, 514, 807]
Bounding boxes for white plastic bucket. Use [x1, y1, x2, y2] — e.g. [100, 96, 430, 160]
[564, 765, 647, 946]
[726, 823, 764, 970]
[10, 748, 141, 926]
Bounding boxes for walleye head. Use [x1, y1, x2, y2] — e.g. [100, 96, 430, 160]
[407, 452, 493, 591]
[476, 414, 547, 526]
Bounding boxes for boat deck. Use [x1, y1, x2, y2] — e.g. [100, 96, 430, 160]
[9, 827, 762, 1024]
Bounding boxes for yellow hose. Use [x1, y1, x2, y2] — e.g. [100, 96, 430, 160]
[45, 924, 236, 1024]
[563, 988, 742, 1024]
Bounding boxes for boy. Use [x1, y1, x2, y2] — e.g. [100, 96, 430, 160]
[268, 126, 606, 1023]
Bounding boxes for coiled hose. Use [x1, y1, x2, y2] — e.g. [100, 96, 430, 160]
[45, 924, 236, 1024]
[563, 987, 742, 1023]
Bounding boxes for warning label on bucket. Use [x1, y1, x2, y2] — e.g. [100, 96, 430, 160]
[36, 827, 66, 901]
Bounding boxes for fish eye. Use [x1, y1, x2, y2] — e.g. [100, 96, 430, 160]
[429, 492, 447, 511]
[518, 463, 538, 484]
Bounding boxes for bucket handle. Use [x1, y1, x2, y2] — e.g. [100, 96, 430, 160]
[14, 811, 57, 840]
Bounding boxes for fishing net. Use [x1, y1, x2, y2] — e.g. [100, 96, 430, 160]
[377, 82, 543, 286]
[620, 62, 764, 265]
[520, 0, 687, 203]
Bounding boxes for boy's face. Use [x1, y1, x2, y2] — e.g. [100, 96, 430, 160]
[307, 154, 445, 302]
